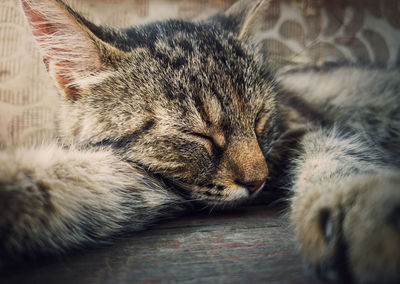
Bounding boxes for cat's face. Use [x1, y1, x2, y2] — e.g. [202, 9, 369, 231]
[24, 0, 278, 206]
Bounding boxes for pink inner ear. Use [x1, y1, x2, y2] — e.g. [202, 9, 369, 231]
[22, 1, 55, 38]
[21, 0, 105, 100]
[22, 1, 80, 100]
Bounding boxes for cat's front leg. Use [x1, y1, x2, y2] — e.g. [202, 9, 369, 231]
[0, 144, 187, 263]
[290, 128, 400, 283]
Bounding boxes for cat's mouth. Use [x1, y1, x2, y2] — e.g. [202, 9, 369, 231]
[162, 177, 253, 208]
[125, 160, 256, 207]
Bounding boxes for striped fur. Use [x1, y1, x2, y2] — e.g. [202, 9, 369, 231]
[0, 0, 399, 282]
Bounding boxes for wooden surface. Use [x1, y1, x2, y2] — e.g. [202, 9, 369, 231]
[1, 206, 322, 284]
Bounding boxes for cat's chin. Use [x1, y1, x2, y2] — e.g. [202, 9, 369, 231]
[163, 177, 256, 209]
[202, 186, 266, 209]
[203, 196, 250, 210]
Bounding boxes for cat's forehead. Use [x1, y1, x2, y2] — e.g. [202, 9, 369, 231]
[112, 20, 275, 132]
[151, 65, 271, 136]
[140, 24, 269, 100]
[150, 52, 268, 120]
[122, 20, 260, 81]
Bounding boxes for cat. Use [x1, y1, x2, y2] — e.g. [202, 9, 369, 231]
[0, 0, 399, 282]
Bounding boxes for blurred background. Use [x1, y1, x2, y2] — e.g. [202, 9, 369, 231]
[0, 0, 399, 146]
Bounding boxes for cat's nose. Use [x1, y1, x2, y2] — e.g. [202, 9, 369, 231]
[236, 179, 266, 194]
[223, 137, 268, 194]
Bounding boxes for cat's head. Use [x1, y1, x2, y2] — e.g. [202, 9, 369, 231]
[22, 0, 281, 207]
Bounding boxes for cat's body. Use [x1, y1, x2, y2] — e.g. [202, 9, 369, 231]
[279, 65, 400, 282]
[1, 0, 399, 282]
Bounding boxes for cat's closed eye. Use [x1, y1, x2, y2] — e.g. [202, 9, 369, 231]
[188, 131, 226, 156]
[190, 132, 213, 143]
[189, 132, 218, 155]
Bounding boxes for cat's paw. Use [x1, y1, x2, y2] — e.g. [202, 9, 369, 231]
[291, 173, 400, 283]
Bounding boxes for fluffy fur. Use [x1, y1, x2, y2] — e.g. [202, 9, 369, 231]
[0, 0, 399, 283]
[279, 66, 400, 283]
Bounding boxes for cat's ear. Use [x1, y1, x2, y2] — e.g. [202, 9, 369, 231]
[21, 0, 126, 100]
[213, 0, 271, 40]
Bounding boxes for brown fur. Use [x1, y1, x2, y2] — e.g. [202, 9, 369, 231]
[0, 1, 399, 283]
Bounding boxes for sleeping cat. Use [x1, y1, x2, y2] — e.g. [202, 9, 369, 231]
[0, 0, 399, 282]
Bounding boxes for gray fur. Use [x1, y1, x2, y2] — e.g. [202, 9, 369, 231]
[0, 0, 399, 282]
[279, 65, 400, 283]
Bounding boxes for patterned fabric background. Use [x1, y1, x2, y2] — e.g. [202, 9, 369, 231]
[0, 0, 399, 147]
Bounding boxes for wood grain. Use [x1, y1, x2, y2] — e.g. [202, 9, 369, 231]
[1, 206, 322, 284]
